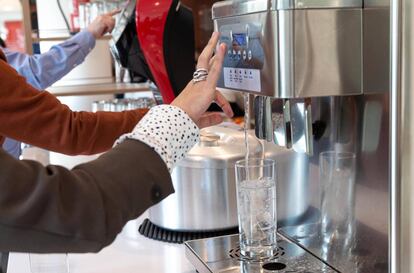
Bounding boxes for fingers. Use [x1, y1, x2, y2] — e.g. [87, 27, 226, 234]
[205, 43, 226, 90]
[197, 112, 224, 128]
[105, 16, 116, 33]
[214, 91, 234, 118]
[98, 9, 119, 33]
[208, 55, 216, 68]
[98, 15, 116, 34]
[89, 12, 116, 37]
[106, 9, 122, 17]
[197, 32, 220, 69]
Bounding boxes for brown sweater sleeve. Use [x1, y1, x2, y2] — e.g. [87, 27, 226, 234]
[0, 140, 173, 253]
[0, 51, 148, 155]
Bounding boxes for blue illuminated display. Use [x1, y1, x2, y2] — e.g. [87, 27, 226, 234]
[232, 33, 247, 46]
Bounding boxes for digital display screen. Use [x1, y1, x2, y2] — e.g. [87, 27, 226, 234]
[232, 33, 247, 46]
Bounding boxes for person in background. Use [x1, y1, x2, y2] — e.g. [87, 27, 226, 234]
[1, 10, 119, 90]
[0, 32, 231, 253]
[0, 10, 151, 159]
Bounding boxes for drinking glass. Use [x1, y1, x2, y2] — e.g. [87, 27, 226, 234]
[30, 254, 69, 273]
[92, 98, 156, 113]
[235, 158, 277, 260]
[319, 151, 356, 245]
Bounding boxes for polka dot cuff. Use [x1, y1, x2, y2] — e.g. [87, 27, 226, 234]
[115, 105, 200, 172]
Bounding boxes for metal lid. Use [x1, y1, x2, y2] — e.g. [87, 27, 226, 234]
[177, 125, 291, 169]
[177, 125, 255, 169]
[212, 0, 363, 19]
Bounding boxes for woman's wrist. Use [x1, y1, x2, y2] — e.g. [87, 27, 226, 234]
[115, 105, 200, 172]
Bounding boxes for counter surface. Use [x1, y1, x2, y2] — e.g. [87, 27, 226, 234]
[7, 212, 196, 273]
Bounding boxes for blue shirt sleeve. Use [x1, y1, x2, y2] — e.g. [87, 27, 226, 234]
[3, 30, 96, 90]
[2, 138, 21, 159]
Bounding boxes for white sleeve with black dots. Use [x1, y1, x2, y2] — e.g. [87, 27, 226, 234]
[115, 105, 200, 172]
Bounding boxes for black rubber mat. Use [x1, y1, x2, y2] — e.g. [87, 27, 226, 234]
[138, 218, 239, 244]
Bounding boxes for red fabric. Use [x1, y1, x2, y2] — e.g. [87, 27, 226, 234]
[136, 0, 176, 104]
[4, 21, 25, 53]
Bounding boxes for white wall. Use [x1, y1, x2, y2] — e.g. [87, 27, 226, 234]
[0, 0, 21, 13]
[36, 0, 71, 36]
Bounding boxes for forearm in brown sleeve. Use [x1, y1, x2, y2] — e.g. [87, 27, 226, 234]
[0, 140, 173, 253]
[0, 58, 148, 155]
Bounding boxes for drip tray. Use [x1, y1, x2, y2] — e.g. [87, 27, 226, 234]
[185, 234, 339, 273]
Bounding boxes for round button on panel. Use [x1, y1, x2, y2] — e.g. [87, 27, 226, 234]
[232, 49, 237, 60]
[248, 50, 252, 60]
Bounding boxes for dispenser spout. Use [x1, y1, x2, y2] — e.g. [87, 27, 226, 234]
[290, 99, 313, 156]
[254, 96, 314, 155]
[254, 96, 273, 142]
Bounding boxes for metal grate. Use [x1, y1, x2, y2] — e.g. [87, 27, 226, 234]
[229, 245, 286, 262]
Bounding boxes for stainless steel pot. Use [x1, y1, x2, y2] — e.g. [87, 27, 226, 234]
[149, 125, 309, 231]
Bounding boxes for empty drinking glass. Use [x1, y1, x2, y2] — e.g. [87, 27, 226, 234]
[319, 151, 356, 245]
[235, 158, 277, 260]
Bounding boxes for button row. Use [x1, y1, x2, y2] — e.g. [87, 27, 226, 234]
[227, 49, 253, 61]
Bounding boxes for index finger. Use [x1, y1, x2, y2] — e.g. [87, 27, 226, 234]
[106, 9, 122, 17]
[197, 32, 220, 69]
[215, 91, 234, 118]
[205, 43, 226, 90]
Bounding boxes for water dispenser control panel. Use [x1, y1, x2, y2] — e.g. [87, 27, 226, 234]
[217, 23, 265, 94]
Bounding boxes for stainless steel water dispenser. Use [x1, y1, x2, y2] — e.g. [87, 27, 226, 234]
[185, 0, 392, 272]
[213, 0, 372, 156]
